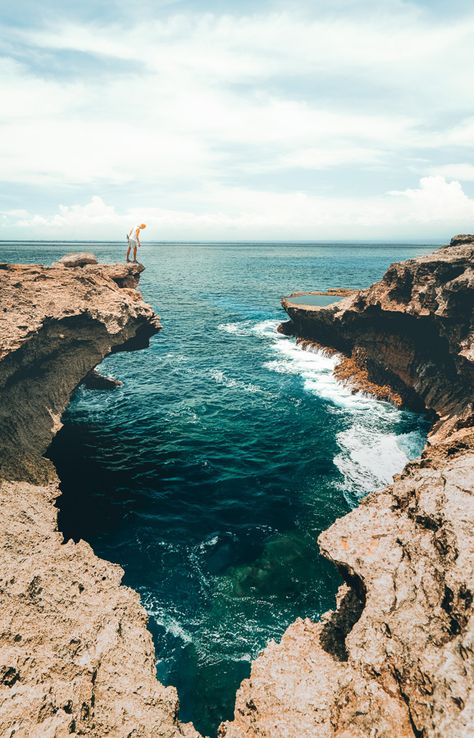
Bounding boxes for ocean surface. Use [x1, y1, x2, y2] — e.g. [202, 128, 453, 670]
[2, 241, 434, 736]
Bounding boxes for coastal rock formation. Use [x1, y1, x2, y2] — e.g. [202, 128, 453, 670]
[0, 261, 201, 738]
[0, 261, 159, 483]
[82, 368, 123, 389]
[53, 252, 99, 268]
[2, 240, 473, 738]
[220, 237, 474, 738]
[281, 235, 474, 423]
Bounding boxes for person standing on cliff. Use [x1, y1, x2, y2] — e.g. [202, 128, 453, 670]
[126, 223, 147, 263]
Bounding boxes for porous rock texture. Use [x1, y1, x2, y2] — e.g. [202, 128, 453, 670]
[219, 237, 474, 738]
[0, 261, 201, 738]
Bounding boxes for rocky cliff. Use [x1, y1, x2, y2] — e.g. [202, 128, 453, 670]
[0, 259, 201, 738]
[2, 243, 473, 738]
[219, 237, 474, 738]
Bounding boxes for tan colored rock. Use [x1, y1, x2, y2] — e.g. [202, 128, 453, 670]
[0, 259, 202, 738]
[0, 261, 159, 482]
[221, 238, 474, 738]
[53, 252, 98, 267]
[282, 238, 474, 421]
[2, 239, 473, 738]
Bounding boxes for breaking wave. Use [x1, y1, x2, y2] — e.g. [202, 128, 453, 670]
[227, 318, 426, 503]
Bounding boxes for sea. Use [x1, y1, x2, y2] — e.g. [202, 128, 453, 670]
[2, 240, 435, 736]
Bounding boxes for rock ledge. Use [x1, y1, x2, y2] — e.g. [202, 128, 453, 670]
[0, 259, 201, 738]
[220, 237, 474, 738]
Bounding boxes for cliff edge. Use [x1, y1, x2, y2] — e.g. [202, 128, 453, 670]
[219, 237, 474, 738]
[0, 260, 201, 738]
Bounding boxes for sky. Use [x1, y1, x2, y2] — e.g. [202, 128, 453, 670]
[1, 0, 474, 241]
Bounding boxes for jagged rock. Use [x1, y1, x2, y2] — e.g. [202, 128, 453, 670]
[220, 240, 474, 738]
[0, 262, 202, 738]
[449, 234, 474, 247]
[276, 320, 295, 336]
[0, 261, 161, 482]
[2, 239, 473, 738]
[82, 368, 123, 389]
[53, 252, 98, 267]
[104, 261, 145, 288]
[281, 240, 474, 420]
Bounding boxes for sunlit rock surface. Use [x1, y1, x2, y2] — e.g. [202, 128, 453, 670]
[1, 239, 473, 738]
[0, 260, 201, 738]
[220, 237, 474, 738]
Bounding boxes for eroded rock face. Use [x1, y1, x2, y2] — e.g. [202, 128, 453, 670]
[220, 238, 474, 738]
[0, 260, 201, 738]
[282, 238, 474, 423]
[0, 261, 159, 482]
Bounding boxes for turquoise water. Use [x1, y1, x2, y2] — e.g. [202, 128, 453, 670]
[2, 241, 432, 736]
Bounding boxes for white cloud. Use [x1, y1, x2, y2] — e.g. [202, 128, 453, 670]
[2, 3, 474, 238]
[389, 176, 474, 222]
[429, 163, 474, 181]
[279, 146, 384, 170]
[21, 10, 474, 94]
[6, 177, 474, 240]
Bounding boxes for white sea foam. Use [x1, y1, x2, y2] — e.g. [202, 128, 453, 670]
[142, 598, 193, 644]
[218, 319, 285, 341]
[218, 321, 254, 336]
[254, 319, 425, 502]
[210, 368, 262, 394]
[334, 427, 408, 498]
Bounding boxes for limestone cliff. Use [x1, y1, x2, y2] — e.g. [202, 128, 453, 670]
[0, 259, 201, 738]
[2, 242, 473, 738]
[219, 237, 474, 738]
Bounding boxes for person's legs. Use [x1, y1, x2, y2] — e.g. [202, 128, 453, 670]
[126, 244, 131, 262]
[133, 244, 138, 262]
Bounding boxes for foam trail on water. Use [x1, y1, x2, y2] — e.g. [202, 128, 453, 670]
[218, 321, 256, 336]
[140, 596, 193, 644]
[247, 319, 425, 503]
[209, 368, 263, 394]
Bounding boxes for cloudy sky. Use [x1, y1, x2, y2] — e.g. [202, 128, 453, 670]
[1, 0, 474, 241]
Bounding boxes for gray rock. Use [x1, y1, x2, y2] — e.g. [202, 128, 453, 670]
[449, 234, 474, 247]
[82, 368, 123, 390]
[53, 252, 98, 267]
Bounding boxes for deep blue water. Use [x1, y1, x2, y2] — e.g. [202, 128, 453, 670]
[2, 241, 433, 737]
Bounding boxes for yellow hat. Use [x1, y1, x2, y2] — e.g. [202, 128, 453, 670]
[140, 223, 147, 228]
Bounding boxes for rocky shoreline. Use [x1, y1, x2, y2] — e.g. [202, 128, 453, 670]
[0, 239, 472, 738]
[0, 260, 200, 738]
[219, 236, 474, 737]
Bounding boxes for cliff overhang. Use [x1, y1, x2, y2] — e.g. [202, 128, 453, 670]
[0, 258, 201, 738]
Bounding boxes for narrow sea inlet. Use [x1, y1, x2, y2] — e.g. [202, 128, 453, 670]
[3, 241, 432, 737]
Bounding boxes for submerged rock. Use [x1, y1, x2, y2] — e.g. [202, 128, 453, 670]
[220, 238, 474, 738]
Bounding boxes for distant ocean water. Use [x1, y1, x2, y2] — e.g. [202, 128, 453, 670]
[2, 241, 433, 737]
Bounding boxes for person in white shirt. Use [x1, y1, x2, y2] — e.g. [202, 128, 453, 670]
[126, 223, 147, 262]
